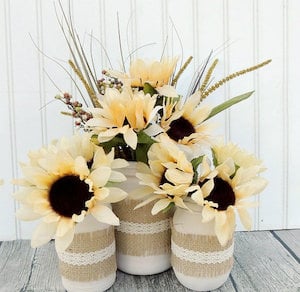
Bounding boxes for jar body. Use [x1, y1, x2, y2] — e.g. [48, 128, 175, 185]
[57, 214, 117, 292]
[171, 204, 234, 291]
[112, 162, 172, 275]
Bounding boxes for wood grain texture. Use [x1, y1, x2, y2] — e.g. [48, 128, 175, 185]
[0, 230, 299, 291]
[273, 229, 300, 261]
[0, 240, 35, 291]
[231, 231, 300, 291]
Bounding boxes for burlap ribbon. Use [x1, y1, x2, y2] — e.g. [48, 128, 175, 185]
[58, 226, 116, 282]
[113, 199, 172, 256]
[171, 228, 234, 278]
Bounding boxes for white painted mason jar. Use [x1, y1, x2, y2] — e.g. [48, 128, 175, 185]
[56, 214, 117, 292]
[171, 203, 234, 291]
[112, 162, 172, 275]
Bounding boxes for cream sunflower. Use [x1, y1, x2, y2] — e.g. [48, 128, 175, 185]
[191, 143, 268, 246]
[13, 134, 129, 252]
[160, 91, 214, 152]
[212, 142, 266, 171]
[134, 136, 194, 214]
[108, 57, 178, 88]
[86, 88, 160, 150]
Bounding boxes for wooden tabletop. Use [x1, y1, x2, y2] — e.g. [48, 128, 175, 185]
[0, 230, 299, 291]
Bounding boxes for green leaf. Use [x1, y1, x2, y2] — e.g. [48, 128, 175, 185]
[211, 148, 218, 167]
[137, 131, 156, 144]
[191, 156, 204, 184]
[136, 143, 152, 164]
[191, 156, 204, 171]
[162, 202, 175, 213]
[205, 91, 254, 121]
[90, 134, 99, 145]
[143, 82, 157, 96]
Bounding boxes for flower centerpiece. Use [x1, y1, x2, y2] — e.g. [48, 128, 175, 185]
[12, 5, 271, 289]
[49, 11, 270, 278]
[53, 47, 270, 279]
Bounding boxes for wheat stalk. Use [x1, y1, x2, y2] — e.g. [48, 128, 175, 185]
[201, 59, 272, 99]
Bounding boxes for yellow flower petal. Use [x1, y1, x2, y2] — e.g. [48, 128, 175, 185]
[111, 158, 129, 169]
[109, 170, 127, 182]
[16, 207, 42, 221]
[74, 156, 89, 180]
[151, 199, 172, 215]
[214, 212, 231, 246]
[165, 168, 193, 185]
[89, 167, 111, 188]
[91, 204, 119, 226]
[31, 221, 58, 248]
[94, 187, 110, 201]
[103, 187, 128, 203]
[202, 179, 215, 198]
[123, 127, 138, 150]
[174, 196, 190, 210]
[134, 195, 160, 210]
[72, 210, 87, 223]
[202, 205, 216, 223]
[56, 217, 75, 237]
[55, 224, 75, 252]
[237, 207, 252, 230]
[191, 189, 204, 206]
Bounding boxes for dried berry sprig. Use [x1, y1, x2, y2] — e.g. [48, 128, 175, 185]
[97, 71, 123, 95]
[55, 93, 93, 128]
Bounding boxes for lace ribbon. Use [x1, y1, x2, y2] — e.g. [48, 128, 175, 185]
[58, 241, 115, 266]
[116, 218, 171, 234]
[171, 240, 234, 264]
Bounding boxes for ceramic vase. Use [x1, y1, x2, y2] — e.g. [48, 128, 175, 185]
[112, 162, 172, 275]
[56, 214, 117, 291]
[171, 204, 234, 291]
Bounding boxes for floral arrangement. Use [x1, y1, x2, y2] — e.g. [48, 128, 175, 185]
[134, 136, 267, 245]
[54, 46, 269, 245]
[13, 133, 128, 251]
[13, 8, 271, 251]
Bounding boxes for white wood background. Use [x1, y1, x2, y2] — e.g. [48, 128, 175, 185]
[0, 0, 299, 240]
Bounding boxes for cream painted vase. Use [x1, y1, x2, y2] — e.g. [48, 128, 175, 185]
[171, 204, 234, 291]
[56, 214, 117, 292]
[112, 162, 172, 275]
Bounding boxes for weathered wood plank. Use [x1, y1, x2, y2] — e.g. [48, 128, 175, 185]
[231, 231, 300, 291]
[273, 229, 300, 261]
[1, 230, 300, 291]
[0, 240, 35, 291]
[25, 240, 65, 292]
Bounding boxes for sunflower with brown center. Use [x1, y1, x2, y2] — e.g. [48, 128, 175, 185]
[133, 136, 194, 214]
[107, 57, 178, 88]
[160, 92, 214, 153]
[86, 87, 160, 150]
[13, 134, 128, 251]
[190, 143, 268, 246]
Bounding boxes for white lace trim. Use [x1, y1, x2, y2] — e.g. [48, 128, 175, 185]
[116, 219, 171, 235]
[57, 241, 115, 266]
[171, 240, 234, 264]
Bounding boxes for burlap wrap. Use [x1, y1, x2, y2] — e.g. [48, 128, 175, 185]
[113, 198, 172, 256]
[58, 226, 116, 282]
[171, 228, 234, 278]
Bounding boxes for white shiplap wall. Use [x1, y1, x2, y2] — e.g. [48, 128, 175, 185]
[0, 0, 299, 240]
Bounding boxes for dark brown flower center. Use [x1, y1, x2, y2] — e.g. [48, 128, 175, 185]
[166, 116, 195, 141]
[203, 177, 235, 211]
[49, 175, 93, 218]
